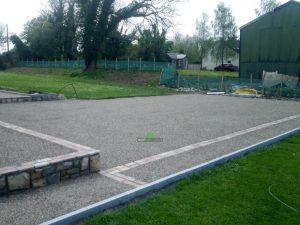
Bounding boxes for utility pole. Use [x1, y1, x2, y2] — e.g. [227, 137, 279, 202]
[6, 24, 9, 52]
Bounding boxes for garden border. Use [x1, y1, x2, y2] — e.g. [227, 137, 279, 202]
[40, 127, 300, 225]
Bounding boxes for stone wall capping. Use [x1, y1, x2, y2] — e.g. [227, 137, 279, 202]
[0, 166, 18, 175]
[34, 162, 51, 169]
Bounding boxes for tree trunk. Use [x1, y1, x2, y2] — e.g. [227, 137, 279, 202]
[221, 46, 224, 65]
[84, 49, 98, 71]
[86, 60, 97, 71]
[200, 49, 203, 70]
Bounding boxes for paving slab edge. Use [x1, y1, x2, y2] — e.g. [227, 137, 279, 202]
[40, 127, 300, 225]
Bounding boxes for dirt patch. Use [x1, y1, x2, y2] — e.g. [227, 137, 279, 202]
[100, 70, 161, 86]
[7, 67, 161, 87]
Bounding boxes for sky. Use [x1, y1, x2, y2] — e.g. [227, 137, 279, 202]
[0, 0, 290, 37]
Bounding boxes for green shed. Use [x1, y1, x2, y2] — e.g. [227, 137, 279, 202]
[240, 0, 300, 79]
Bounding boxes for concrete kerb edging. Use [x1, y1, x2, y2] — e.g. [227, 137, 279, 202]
[40, 127, 300, 225]
[0, 90, 60, 104]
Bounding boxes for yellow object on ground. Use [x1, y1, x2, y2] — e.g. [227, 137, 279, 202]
[234, 88, 262, 97]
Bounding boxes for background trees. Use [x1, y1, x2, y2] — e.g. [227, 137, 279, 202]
[101, 30, 133, 60]
[76, 0, 178, 70]
[8, 0, 242, 69]
[12, 0, 175, 65]
[171, 33, 201, 63]
[255, 0, 281, 16]
[136, 24, 171, 62]
[0, 24, 5, 70]
[0, 24, 6, 48]
[16, 0, 78, 60]
[212, 2, 238, 65]
[195, 13, 213, 69]
[22, 16, 58, 59]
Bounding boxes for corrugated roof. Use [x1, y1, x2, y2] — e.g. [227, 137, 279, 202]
[167, 53, 187, 60]
[240, 0, 300, 30]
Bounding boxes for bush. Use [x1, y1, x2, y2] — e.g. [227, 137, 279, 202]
[0, 56, 6, 70]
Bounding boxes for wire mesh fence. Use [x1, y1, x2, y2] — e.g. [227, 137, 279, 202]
[160, 66, 300, 98]
[16, 59, 170, 72]
[15, 59, 300, 98]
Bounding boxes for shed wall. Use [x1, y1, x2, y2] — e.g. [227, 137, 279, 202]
[240, 3, 300, 79]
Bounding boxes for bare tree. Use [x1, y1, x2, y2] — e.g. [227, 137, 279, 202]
[195, 13, 212, 69]
[76, 0, 179, 70]
[212, 2, 237, 65]
[0, 24, 6, 48]
[255, 0, 281, 16]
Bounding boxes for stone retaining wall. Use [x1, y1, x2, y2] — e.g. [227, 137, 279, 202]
[0, 150, 100, 196]
[0, 90, 61, 104]
[0, 94, 60, 104]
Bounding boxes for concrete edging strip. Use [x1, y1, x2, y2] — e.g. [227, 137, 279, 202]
[40, 127, 300, 225]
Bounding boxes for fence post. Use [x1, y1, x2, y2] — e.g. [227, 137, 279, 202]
[280, 73, 283, 97]
[105, 57, 107, 69]
[177, 74, 180, 89]
[220, 75, 224, 91]
[128, 56, 130, 72]
[198, 74, 200, 92]
[262, 70, 265, 95]
[115, 57, 118, 70]
[159, 70, 162, 86]
[140, 57, 142, 72]
[153, 56, 156, 71]
[250, 73, 253, 88]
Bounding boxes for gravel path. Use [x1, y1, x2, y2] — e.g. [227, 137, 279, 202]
[0, 94, 299, 225]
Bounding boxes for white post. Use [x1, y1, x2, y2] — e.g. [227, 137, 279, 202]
[115, 57, 118, 70]
[154, 56, 156, 71]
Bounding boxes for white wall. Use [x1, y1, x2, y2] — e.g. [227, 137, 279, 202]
[202, 52, 239, 70]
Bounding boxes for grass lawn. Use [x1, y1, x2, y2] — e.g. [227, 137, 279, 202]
[178, 69, 239, 78]
[0, 68, 175, 99]
[85, 135, 300, 225]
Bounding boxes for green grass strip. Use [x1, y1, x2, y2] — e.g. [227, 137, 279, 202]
[0, 70, 175, 99]
[85, 135, 300, 225]
[178, 70, 239, 78]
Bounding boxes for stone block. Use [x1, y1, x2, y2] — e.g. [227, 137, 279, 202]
[42, 165, 56, 176]
[70, 174, 80, 179]
[32, 178, 47, 188]
[46, 173, 60, 185]
[67, 168, 79, 175]
[80, 157, 89, 171]
[56, 161, 73, 171]
[73, 159, 80, 168]
[8, 172, 30, 191]
[0, 176, 5, 189]
[80, 170, 89, 176]
[60, 170, 67, 177]
[61, 174, 70, 181]
[31, 170, 42, 180]
[90, 154, 100, 172]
